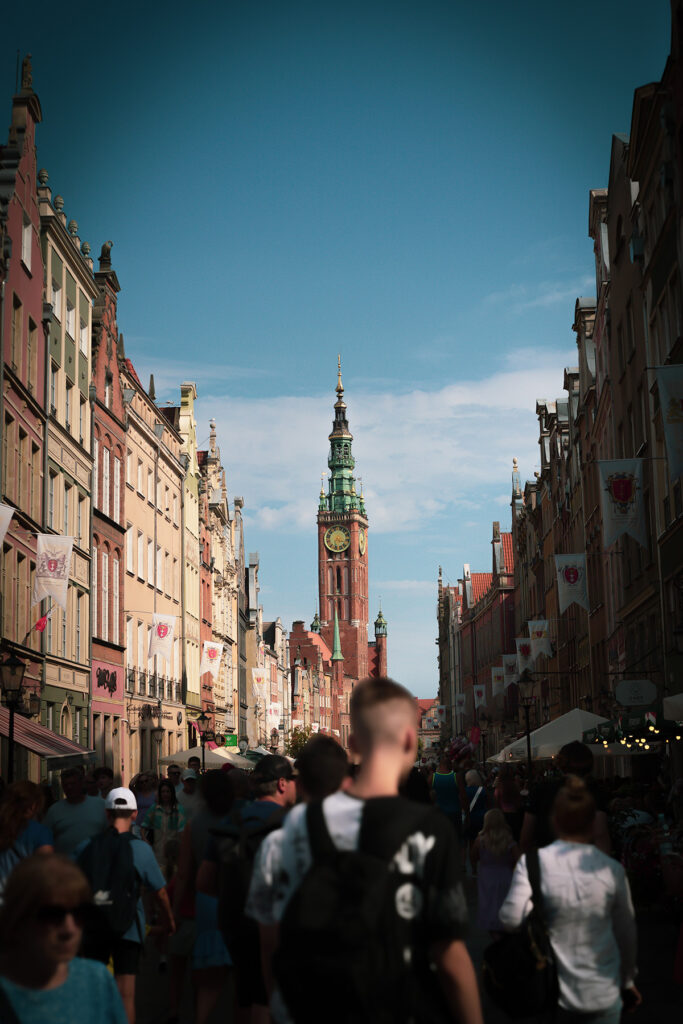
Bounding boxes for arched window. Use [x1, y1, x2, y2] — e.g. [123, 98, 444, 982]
[60, 703, 71, 739]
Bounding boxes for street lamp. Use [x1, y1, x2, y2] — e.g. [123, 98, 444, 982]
[1, 653, 27, 784]
[518, 668, 536, 779]
[195, 711, 213, 774]
[238, 737, 248, 756]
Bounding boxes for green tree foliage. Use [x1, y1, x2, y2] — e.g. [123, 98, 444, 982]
[285, 725, 313, 757]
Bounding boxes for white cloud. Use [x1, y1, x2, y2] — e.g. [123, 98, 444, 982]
[484, 276, 594, 315]
[197, 345, 574, 536]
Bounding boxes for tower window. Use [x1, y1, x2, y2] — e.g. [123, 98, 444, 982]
[336, 566, 342, 594]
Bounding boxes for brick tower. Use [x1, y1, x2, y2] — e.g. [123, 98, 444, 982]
[317, 358, 369, 681]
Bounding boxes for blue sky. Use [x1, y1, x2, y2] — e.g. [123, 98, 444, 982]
[2, 1, 672, 695]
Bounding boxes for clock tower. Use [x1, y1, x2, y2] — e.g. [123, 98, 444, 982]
[317, 358, 369, 681]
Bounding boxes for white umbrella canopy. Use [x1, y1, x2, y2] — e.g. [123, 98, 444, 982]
[490, 708, 610, 763]
[158, 745, 252, 770]
[663, 692, 683, 721]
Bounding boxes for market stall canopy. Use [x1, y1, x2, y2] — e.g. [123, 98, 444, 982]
[663, 693, 683, 721]
[0, 706, 95, 770]
[158, 745, 252, 770]
[490, 708, 609, 763]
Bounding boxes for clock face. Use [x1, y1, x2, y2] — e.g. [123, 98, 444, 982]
[324, 525, 351, 552]
[358, 528, 366, 555]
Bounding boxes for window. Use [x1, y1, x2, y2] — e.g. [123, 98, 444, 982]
[46, 703, 53, 731]
[126, 617, 133, 667]
[27, 319, 37, 390]
[61, 603, 67, 657]
[11, 296, 22, 369]
[93, 438, 99, 508]
[113, 457, 121, 522]
[137, 460, 143, 494]
[126, 524, 134, 573]
[50, 363, 57, 413]
[101, 551, 109, 641]
[102, 447, 110, 515]
[147, 539, 154, 585]
[147, 625, 153, 671]
[137, 621, 144, 670]
[21, 217, 31, 270]
[63, 483, 70, 535]
[79, 317, 88, 354]
[31, 443, 40, 521]
[65, 383, 72, 430]
[104, 374, 112, 409]
[172, 492, 178, 524]
[147, 468, 154, 504]
[137, 532, 144, 580]
[76, 591, 82, 661]
[79, 398, 86, 443]
[92, 546, 98, 637]
[66, 299, 75, 338]
[126, 450, 132, 485]
[78, 495, 85, 546]
[112, 557, 120, 645]
[51, 277, 61, 319]
[48, 472, 56, 528]
[156, 545, 162, 591]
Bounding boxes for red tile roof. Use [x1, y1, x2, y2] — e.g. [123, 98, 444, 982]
[124, 358, 143, 390]
[471, 572, 493, 604]
[501, 532, 515, 572]
[417, 698, 437, 713]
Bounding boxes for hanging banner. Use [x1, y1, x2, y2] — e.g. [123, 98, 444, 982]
[555, 554, 590, 613]
[502, 654, 518, 689]
[33, 535, 73, 610]
[529, 620, 553, 659]
[597, 459, 647, 548]
[292, 718, 304, 730]
[454, 693, 466, 711]
[199, 641, 223, 679]
[149, 613, 175, 662]
[437, 705, 447, 722]
[474, 684, 486, 709]
[310, 722, 320, 733]
[266, 701, 282, 730]
[516, 638, 534, 676]
[656, 365, 683, 482]
[251, 669, 267, 701]
[492, 667, 504, 698]
[0, 503, 14, 548]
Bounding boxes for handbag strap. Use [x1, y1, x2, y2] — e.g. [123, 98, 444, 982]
[469, 786, 484, 813]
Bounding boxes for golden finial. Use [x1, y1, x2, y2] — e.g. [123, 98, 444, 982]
[358, 475, 364, 498]
[320, 472, 326, 497]
[336, 354, 343, 396]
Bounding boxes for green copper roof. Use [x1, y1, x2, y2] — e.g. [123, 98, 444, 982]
[332, 607, 344, 661]
[323, 357, 363, 514]
[374, 607, 388, 637]
[311, 610, 321, 633]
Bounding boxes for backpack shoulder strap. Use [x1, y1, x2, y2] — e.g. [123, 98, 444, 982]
[526, 847, 547, 920]
[306, 800, 337, 863]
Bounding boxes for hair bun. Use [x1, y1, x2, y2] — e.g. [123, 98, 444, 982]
[563, 774, 587, 798]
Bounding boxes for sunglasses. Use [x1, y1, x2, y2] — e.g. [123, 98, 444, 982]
[35, 903, 90, 927]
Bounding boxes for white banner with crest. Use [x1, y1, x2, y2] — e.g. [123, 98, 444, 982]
[555, 554, 590, 613]
[266, 701, 282, 731]
[474, 684, 486, 709]
[251, 669, 267, 701]
[200, 641, 223, 680]
[33, 535, 73, 610]
[529, 620, 553, 659]
[454, 693, 466, 711]
[516, 638, 535, 676]
[0, 503, 14, 548]
[492, 667, 504, 698]
[149, 613, 175, 662]
[598, 459, 647, 548]
[657, 365, 683, 482]
[502, 654, 518, 689]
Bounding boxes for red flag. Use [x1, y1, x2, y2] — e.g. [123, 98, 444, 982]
[34, 607, 54, 632]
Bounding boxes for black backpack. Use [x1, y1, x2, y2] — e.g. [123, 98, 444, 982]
[481, 847, 558, 1018]
[77, 829, 141, 938]
[212, 804, 287, 957]
[273, 800, 448, 1024]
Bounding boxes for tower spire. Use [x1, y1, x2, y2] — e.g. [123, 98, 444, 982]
[327, 356, 361, 514]
[332, 606, 344, 661]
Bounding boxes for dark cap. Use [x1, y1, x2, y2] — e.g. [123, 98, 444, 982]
[251, 754, 296, 784]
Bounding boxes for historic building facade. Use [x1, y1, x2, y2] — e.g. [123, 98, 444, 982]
[90, 241, 126, 777]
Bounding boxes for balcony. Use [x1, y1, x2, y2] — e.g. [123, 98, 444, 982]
[125, 667, 136, 693]
[138, 669, 147, 696]
[148, 674, 157, 699]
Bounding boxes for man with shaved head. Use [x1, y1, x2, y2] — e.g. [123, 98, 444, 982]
[252, 677, 483, 1024]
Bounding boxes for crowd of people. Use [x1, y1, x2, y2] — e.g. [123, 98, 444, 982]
[0, 677, 680, 1023]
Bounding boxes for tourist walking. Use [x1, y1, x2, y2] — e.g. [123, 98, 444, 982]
[42, 767, 107, 856]
[500, 775, 640, 1023]
[141, 779, 186, 872]
[471, 809, 519, 935]
[0, 781, 53, 899]
[431, 755, 467, 836]
[0, 853, 127, 1023]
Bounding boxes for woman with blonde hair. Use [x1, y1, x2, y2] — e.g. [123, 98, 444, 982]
[0, 780, 53, 897]
[500, 775, 640, 1023]
[0, 854, 127, 1022]
[471, 809, 519, 934]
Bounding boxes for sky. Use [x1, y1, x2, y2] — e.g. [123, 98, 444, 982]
[2, 1, 672, 696]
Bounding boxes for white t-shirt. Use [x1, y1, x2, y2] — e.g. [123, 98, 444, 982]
[43, 796, 107, 855]
[499, 840, 637, 1013]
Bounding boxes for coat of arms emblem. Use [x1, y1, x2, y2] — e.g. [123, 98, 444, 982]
[156, 623, 169, 639]
[606, 472, 637, 515]
[563, 566, 579, 585]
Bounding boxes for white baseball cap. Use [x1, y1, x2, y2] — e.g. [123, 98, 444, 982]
[105, 787, 138, 811]
[182, 769, 198, 781]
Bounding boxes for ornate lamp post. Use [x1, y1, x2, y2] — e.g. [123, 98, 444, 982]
[238, 737, 248, 757]
[1, 653, 27, 783]
[518, 668, 536, 778]
[195, 710, 214, 773]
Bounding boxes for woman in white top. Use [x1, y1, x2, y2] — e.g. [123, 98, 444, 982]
[499, 775, 641, 1023]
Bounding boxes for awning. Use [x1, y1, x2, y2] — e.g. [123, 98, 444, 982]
[158, 745, 253, 770]
[663, 693, 683, 721]
[0, 707, 95, 770]
[489, 708, 610, 763]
